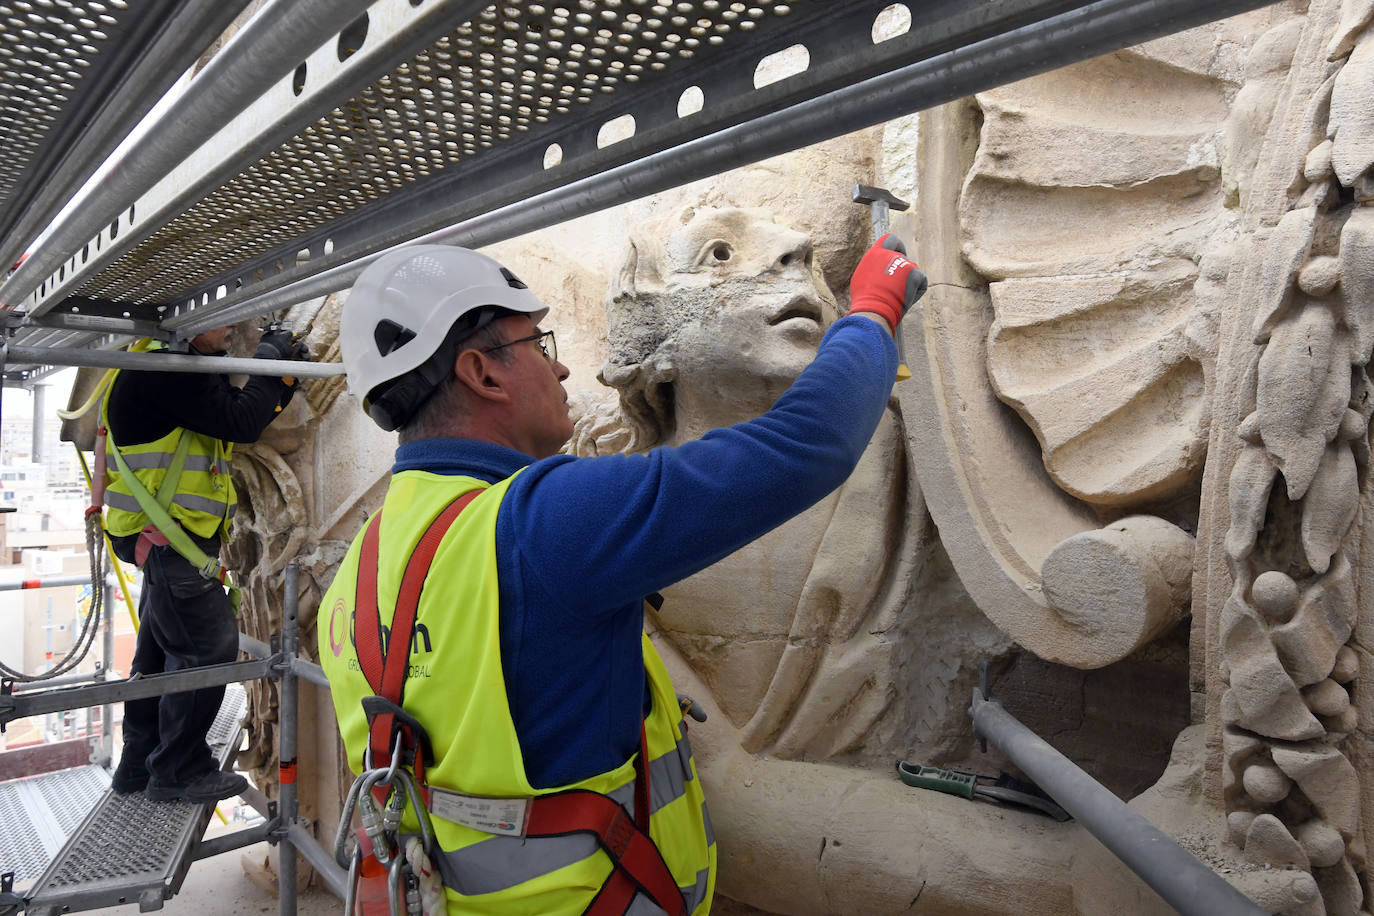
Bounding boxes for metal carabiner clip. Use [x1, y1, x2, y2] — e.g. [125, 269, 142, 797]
[343, 845, 362, 916]
[387, 844, 409, 916]
[390, 768, 439, 860]
[362, 731, 405, 787]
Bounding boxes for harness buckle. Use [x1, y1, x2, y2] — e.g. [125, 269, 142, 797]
[361, 695, 435, 771]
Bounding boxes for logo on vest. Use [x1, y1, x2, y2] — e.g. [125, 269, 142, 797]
[336, 606, 435, 679]
[328, 597, 348, 658]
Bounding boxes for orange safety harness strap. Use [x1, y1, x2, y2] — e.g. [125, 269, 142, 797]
[351, 488, 687, 916]
[354, 490, 479, 781]
[526, 723, 687, 916]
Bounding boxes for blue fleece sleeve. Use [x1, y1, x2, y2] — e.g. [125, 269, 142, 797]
[501, 315, 897, 613]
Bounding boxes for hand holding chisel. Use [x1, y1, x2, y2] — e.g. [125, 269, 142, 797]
[850, 184, 925, 380]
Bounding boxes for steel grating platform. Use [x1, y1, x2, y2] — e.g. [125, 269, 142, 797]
[0, 764, 108, 888]
[20, 684, 247, 915]
[0, 0, 1284, 384]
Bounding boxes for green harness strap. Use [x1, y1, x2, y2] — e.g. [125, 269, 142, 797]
[102, 399, 241, 613]
[156, 430, 191, 515]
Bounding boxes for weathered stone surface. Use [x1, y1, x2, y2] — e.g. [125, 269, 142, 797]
[1298, 819, 1349, 867]
[1338, 207, 1374, 361]
[1316, 856, 1366, 916]
[1330, 29, 1374, 185]
[1328, 0, 1374, 59]
[1222, 589, 1325, 739]
[1245, 812, 1310, 866]
[1226, 445, 1278, 562]
[1244, 763, 1295, 805]
[1332, 644, 1359, 682]
[1271, 565, 1355, 687]
[987, 266, 1206, 505]
[1257, 301, 1348, 500]
[1303, 677, 1353, 716]
[1251, 207, 1317, 343]
[1272, 745, 1361, 840]
[1302, 445, 1360, 574]
[1251, 570, 1300, 622]
[1040, 516, 1193, 659]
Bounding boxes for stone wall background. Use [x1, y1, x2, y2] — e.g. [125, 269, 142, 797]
[210, 2, 1374, 912]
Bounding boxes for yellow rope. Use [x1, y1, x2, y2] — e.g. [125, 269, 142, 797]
[56, 338, 155, 421]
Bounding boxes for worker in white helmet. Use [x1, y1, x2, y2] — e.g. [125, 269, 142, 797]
[319, 239, 923, 915]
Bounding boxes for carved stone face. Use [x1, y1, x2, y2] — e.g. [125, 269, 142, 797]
[602, 207, 840, 444]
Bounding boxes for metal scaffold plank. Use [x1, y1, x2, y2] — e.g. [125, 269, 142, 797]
[22, 685, 248, 916]
[0, 765, 109, 888]
[0, 0, 1284, 383]
[0, 0, 255, 280]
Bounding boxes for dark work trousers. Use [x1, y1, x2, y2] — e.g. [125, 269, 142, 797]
[113, 533, 239, 786]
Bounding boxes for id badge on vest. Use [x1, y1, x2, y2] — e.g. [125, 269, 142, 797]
[429, 788, 531, 837]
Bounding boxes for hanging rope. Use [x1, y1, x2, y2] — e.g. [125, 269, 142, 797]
[0, 509, 104, 682]
[0, 380, 127, 682]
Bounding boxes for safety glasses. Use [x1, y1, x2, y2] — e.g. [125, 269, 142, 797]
[481, 329, 557, 364]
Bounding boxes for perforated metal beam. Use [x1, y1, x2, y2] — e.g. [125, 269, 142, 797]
[170, 0, 1291, 337]
[0, 0, 1284, 383]
[0, 0, 253, 279]
[0, 0, 400, 311]
[24, 687, 248, 916]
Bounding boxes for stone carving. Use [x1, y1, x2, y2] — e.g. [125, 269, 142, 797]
[900, 19, 1288, 669]
[1210, 2, 1374, 912]
[204, 6, 1374, 910]
[571, 205, 1009, 764]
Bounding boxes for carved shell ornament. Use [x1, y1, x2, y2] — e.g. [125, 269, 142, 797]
[907, 41, 1238, 669]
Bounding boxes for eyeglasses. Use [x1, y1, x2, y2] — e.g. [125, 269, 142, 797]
[481, 329, 557, 364]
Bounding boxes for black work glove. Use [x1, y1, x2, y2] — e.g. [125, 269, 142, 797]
[255, 328, 299, 361]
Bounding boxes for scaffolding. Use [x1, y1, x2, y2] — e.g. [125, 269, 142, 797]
[0, 0, 1285, 380]
[0, 0, 1298, 912]
[0, 565, 343, 915]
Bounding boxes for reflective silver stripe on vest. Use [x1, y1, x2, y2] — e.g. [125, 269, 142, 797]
[104, 491, 146, 514]
[106, 489, 233, 519]
[682, 866, 710, 913]
[435, 735, 698, 897]
[107, 450, 227, 476]
[435, 780, 634, 896]
[626, 894, 667, 916]
[621, 866, 711, 916]
[702, 799, 714, 847]
[648, 731, 694, 817]
[172, 492, 233, 517]
[107, 450, 172, 471]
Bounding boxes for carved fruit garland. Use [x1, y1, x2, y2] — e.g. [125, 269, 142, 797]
[1220, 16, 1374, 910]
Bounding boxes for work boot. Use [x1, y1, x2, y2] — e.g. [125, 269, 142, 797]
[111, 760, 150, 794]
[145, 770, 248, 804]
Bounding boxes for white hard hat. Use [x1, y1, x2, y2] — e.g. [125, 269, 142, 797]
[341, 245, 550, 430]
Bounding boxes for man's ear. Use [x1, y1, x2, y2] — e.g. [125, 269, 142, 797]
[453, 348, 511, 403]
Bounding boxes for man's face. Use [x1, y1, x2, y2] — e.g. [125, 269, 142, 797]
[486, 314, 573, 459]
[190, 326, 233, 354]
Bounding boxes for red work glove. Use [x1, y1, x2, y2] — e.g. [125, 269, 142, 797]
[846, 234, 928, 332]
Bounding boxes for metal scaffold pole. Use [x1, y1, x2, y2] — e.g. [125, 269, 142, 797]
[99, 567, 115, 768]
[279, 564, 300, 916]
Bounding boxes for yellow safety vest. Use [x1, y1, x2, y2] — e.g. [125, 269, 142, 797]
[320, 470, 716, 914]
[100, 346, 236, 540]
